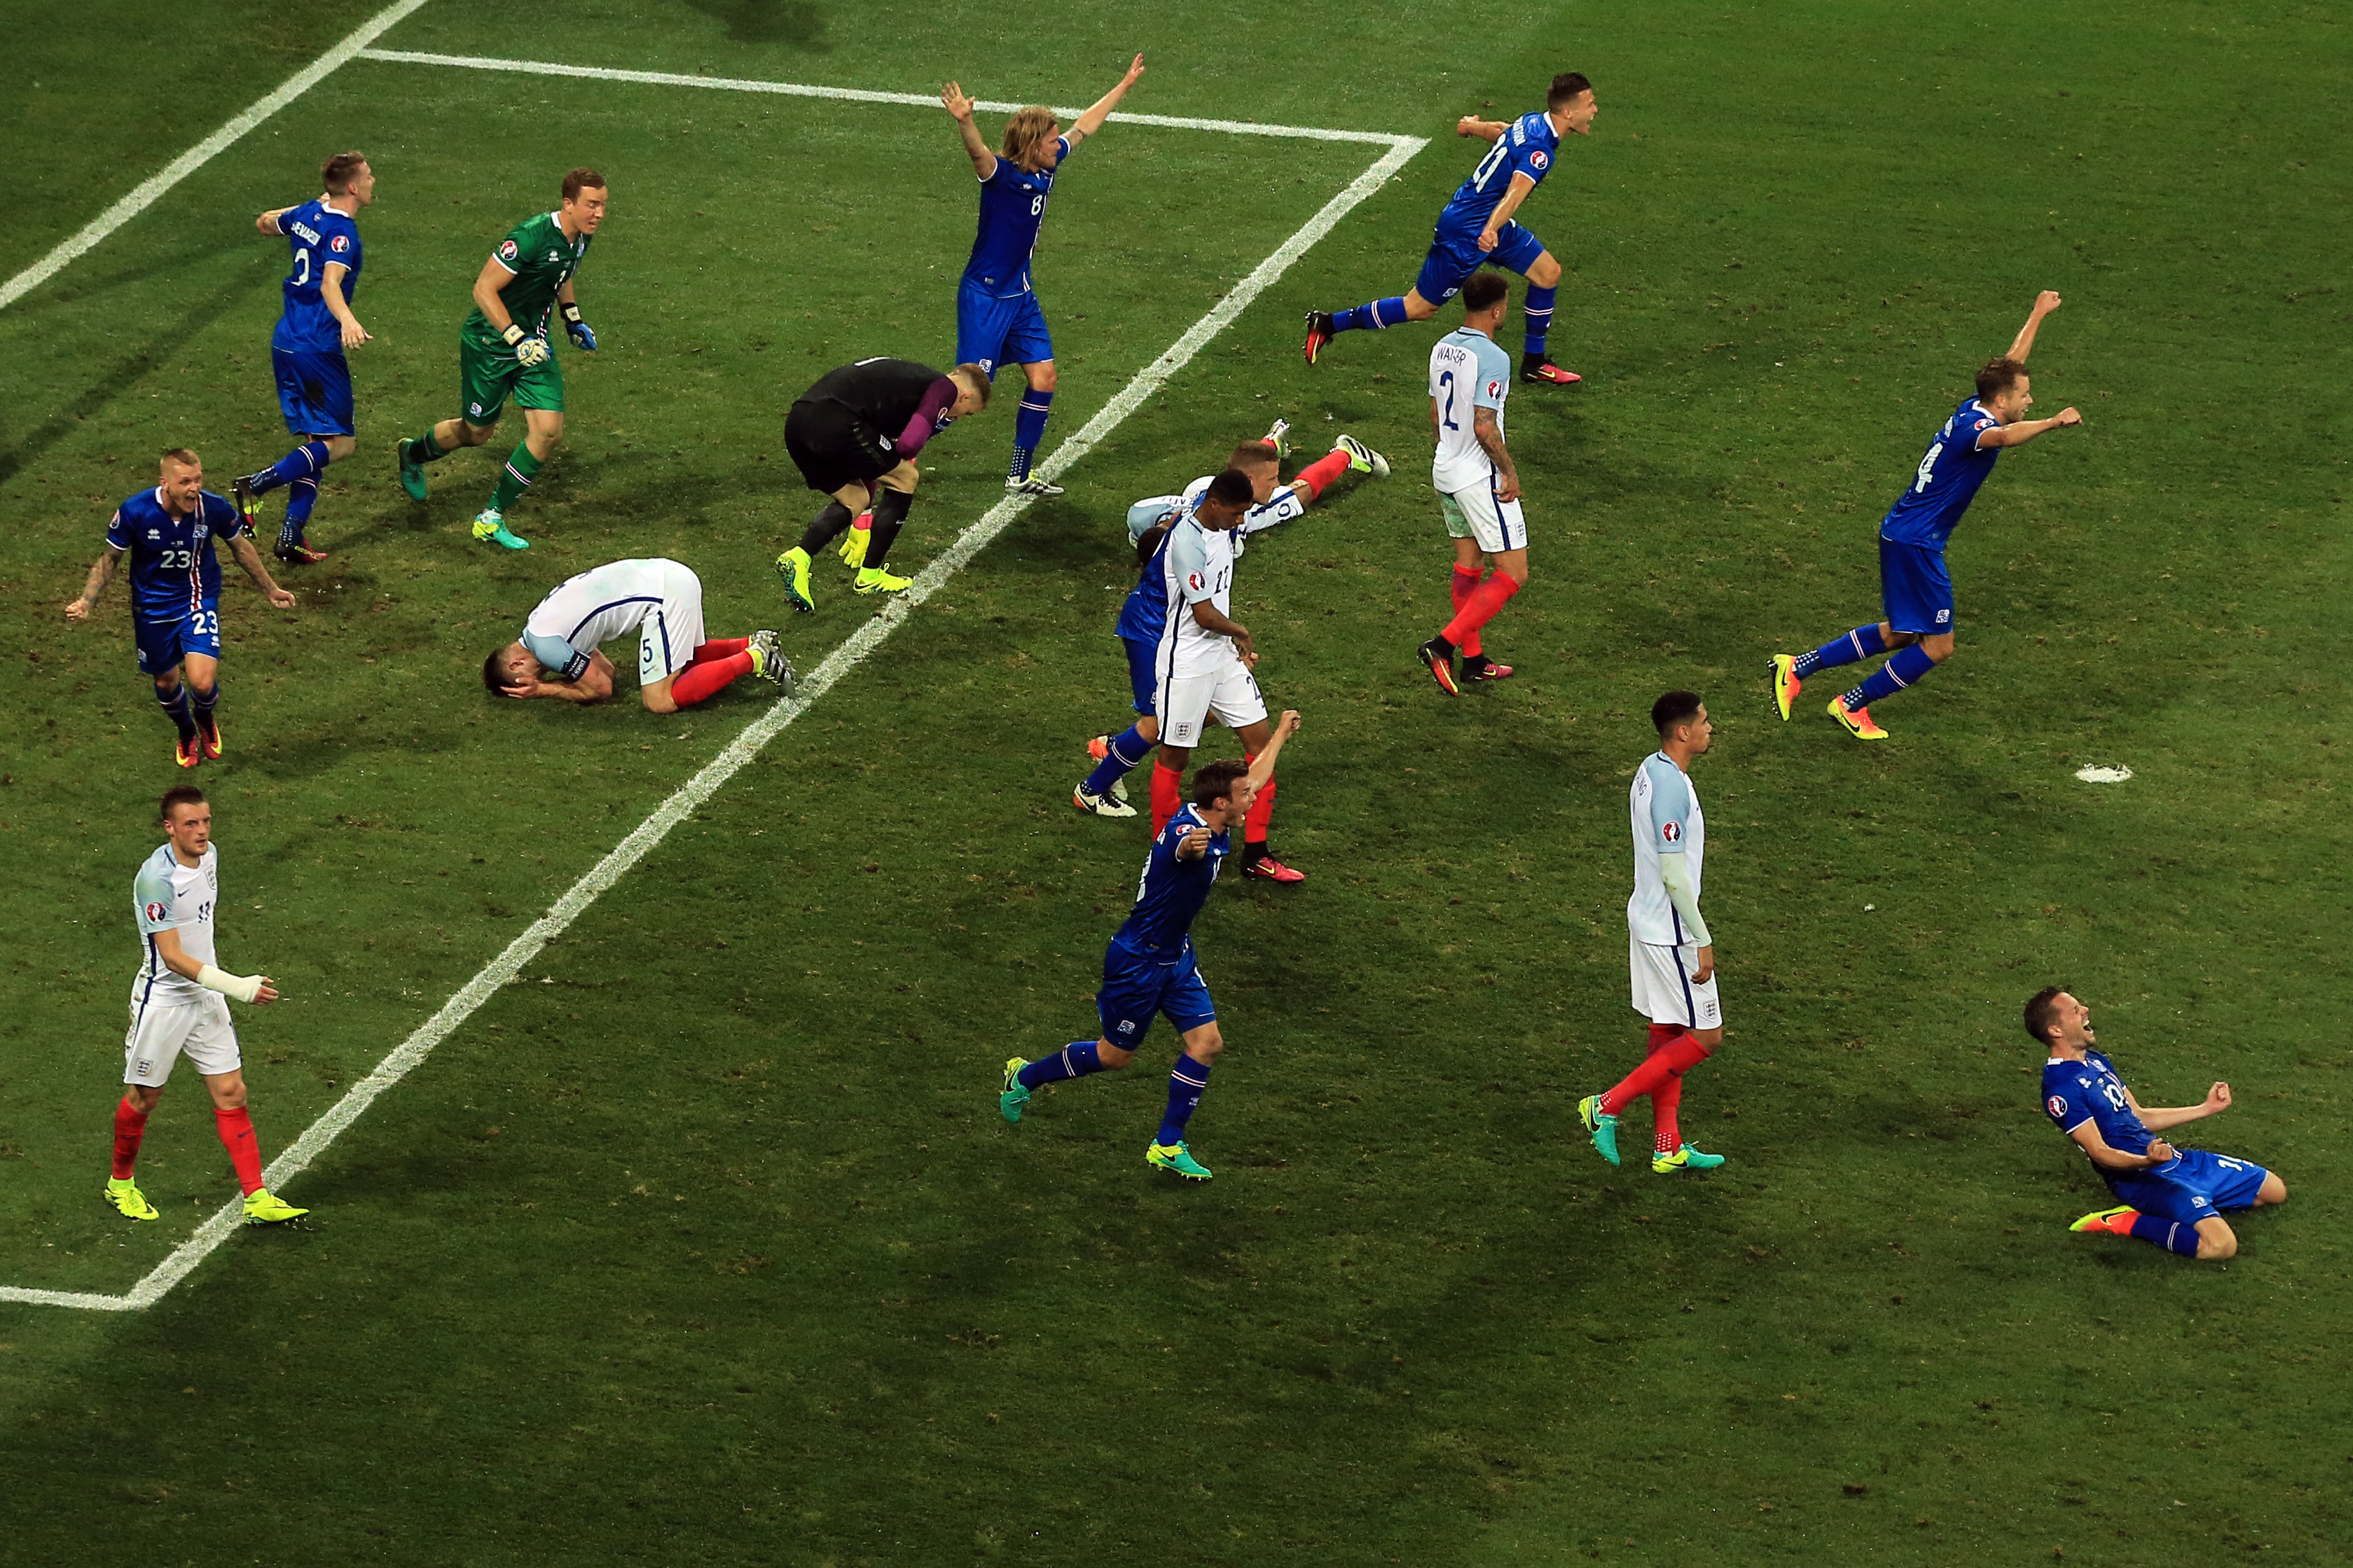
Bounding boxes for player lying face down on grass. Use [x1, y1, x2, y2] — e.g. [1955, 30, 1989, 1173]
[1000, 712, 1303, 1182]
[773, 359, 991, 608]
[483, 557, 788, 714]
[2029, 987, 2287, 1261]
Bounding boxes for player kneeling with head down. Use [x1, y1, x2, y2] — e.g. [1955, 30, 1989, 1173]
[485, 557, 789, 714]
[2029, 987, 2286, 1260]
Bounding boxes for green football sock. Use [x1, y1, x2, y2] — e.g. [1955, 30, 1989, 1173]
[490, 443, 544, 513]
[407, 429, 446, 465]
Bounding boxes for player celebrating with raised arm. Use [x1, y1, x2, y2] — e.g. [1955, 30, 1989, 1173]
[64, 448, 297, 768]
[230, 150, 375, 565]
[1000, 712, 1302, 1181]
[1416, 275, 1527, 695]
[1075, 424, 1386, 817]
[773, 357, 990, 607]
[1771, 291, 2083, 740]
[2029, 987, 2287, 1261]
[941, 53, 1145, 497]
[105, 786, 307, 1225]
[394, 169, 609, 551]
[1578, 693, 1729, 1174]
[1305, 72, 1596, 385]
[483, 557, 788, 714]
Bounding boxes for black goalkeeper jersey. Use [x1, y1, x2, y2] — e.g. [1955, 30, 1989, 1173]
[799, 357, 950, 433]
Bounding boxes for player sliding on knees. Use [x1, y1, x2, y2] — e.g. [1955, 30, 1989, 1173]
[106, 786, 307, 1225]
[1417, 275, 1530, 693]
[2029, 987, 2287, 1260]
[64, 447, 297, 769]
[1076, 422, 1386, 817]
[1001, 713, 1302, 1181]
[1306, 71, 1597, 386]
[230, 150, 376, 565]
[484, 557, 789, 714]
[941, 53, 1145, 497]
[1771, 291, 2083, 740]
[774, 359, 991, 607]
[395, 168, 609, 552]
[1579, 693, 1730, 1173]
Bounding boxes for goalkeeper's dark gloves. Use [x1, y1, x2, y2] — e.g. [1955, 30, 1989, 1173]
[561, 303, 598, 352]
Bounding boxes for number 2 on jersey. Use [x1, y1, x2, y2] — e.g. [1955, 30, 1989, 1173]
[1438, 369, 1460, 431]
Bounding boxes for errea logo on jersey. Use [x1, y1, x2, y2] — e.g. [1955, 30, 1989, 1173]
[498, 240, 519, 262]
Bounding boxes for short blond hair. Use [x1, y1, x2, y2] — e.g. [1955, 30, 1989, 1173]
[998, 106, 1059, 160]
[160, 447, 200, 471]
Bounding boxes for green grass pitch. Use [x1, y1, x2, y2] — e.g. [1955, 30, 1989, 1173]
[2, 0, 2347, 1560]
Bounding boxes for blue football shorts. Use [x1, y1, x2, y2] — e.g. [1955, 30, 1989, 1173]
[1414, 217, 1548, 305]
[272, 345, 354, 437]
[955, 281, 1054, 377]
[1096, 942, 1215, 1048]
[1878, 534, 1954, 636]
[134, 604, 223, 675]
[1122, 635, 1158, 716]
[2105, 1146, 2270, 1226]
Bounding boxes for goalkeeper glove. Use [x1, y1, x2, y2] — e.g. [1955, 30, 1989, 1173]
[562, 302, 597, 352]
[502, 322, 551, 368]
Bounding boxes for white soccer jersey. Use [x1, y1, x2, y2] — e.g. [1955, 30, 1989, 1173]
[521, 557, 698, 680]
[132, 841, 218, 1000]
[1627, 751, 1706, 947]
[1430, 326, 1512, 494]
[1156, 509, 1241, 680]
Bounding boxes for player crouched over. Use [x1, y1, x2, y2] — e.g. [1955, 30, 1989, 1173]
[485, 557, 788, 713]
[2030, 987, 2286, 1261]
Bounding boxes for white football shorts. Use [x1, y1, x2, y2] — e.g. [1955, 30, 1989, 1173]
[123, 985, 240, 1086]
[1439, 480, 1528, 555]
[637, 560, 709, 686]
[1629, 932, 1723, 1031]
[1158, 658, 1268, 749]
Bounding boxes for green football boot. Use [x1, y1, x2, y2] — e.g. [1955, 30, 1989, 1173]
[1000, 1055, 1032, 1124]
[1652, 1144, 1727, 1174]
[775, 547, 816, 614]
[242, 1188, 309, 1225]
[471, 509, 529, 550]
[396, 439, 429, 501]
[1145, 1140, 1213, 1181]
[1578, 1094, 1621, 1167]
[104, 1177, 159, 1221]
[853, 565, 912, 595]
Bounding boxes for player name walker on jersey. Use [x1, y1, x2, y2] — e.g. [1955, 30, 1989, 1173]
[133, 841, 219, 1000]
[1430, 327, 1513, 493]
[1880, 398, 2004, 548]
[272, 199, 364, 355]
[1628, 751, 1706, 947]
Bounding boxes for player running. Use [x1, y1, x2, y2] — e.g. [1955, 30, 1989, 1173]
[1770, 291, 2083, 740]
[1578, 693, 1730, 1174]
[941, 54, 1145, 496]
[230, 151, 375, 565]
[1416, 275, 1527, 694]
[2029, 987, 2287, 1261]
[483, 557, 789, 713]
[64, 449, 297, 768]
[394, 169, 609, 551]
[104, 786, 307, 1225]
[773, 357, 990, 608]
[1000, 712, 1302, 1181]
[1075, 424, 1386, 817]
[1305, 72, 1596, 386]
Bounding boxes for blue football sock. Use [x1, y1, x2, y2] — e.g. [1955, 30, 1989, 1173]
[1842, 644, 1938, 710]
[280, 477, 319, 547]
[1083, 724, 1156, 796]
[1793, 623, 1888, 678]
[1018, 1041, 1107, 1090]
[1156, 1055, 1212, 1146]
[1009, 390, 1054, 480]
[1332, 297, 1409, 334]
[1522, 284, 1557, 357]
[249, 440, 331, 497]
[2128, 1214, 2203, 1257]
[158, 685, 196, 740]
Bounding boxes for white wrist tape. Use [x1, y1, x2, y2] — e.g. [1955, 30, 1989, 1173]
[197, 964, 263, 1004]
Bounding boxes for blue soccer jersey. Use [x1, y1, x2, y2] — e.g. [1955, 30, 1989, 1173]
[1879, 398, 2003, 549]
[1440, 111, 1561, 231]
[964, 137, 1072, 298]
[106, 488, 247, 623]
[1116, 522, 1178, 645]
[270, 198, 362, 354]
[1110, 803, 1229, 962]
[2042, 1049, 2155, 1158]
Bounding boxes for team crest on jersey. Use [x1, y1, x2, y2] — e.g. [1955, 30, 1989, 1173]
[330, 234, 350, 253]
[144, 901, 167, 921]
[2045, 1095, 2068, 1118]
[146, 529, 160, 540]
[498, 240, 519, 262]
[1529, 149, 1550, 170]
[1661, 821, 1681, 844]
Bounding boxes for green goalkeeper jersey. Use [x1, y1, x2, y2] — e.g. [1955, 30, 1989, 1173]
[463, 211, 591, 346]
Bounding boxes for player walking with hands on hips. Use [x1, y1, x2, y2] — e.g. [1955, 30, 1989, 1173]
[1771, 291, 2082, 740]
[1000, 712, 1302, 1181]
[1418, 274, 1527, 694]
[941, 53, 1145, 496]
[1579, 693, 1729, 1173]
[105, 786, 307, 1225]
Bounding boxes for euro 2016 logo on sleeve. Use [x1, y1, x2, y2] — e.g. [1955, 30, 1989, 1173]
[144, 902, 167, 922]
[2045, 1095, 2069, 1119]
[1529, 150, 1550, 170]
[330, 234, 349, 253]
[1486, 380, 1505, 399]
[498, 240, 519, 263]
[1187, 571, 1206, 593]
[1661, 821, 1681, 845]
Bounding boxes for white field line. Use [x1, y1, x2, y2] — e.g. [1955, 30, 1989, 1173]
[357, 50, 1416, 146]
[0, 127, 1425, 1313]
[0, 0, 434, 315]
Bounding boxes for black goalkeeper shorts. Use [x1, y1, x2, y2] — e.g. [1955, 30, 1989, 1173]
[785, 400, 899, 496]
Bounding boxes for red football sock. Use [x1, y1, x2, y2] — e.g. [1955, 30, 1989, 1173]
[691, 637, 749, 662]
[669, 650, 756, 705]
[1450, 567, 1486, 658]
[1241, 753, 1276, 846]
[1292, 448, 1351, 501]
[1599, 1032, 1713, 1116]
[1150, 762, 1185, 835]
[111, 1093, 150, 1180]
[214, 1106, 263, 1195]
[1442, 571, 1520, 647]
[1652, 1072, 1683, 1154]
[1647, 1022, 1685, 1054]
